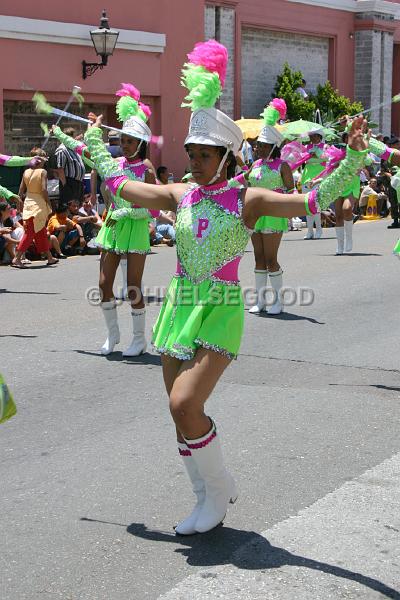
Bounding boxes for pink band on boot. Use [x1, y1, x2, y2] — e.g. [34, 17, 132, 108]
[105, 175, 129, 197]
[186, 429, 217, 450]
[179, 447, 192, 456]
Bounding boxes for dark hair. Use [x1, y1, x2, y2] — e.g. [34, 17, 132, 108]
[138, 140, 148, 160]
[0, 200, 10, 215]
[157, 166, 168, 179]
[67, 199, 79, 206]
[56, 206, 68, 214]
[63, 127, 76, 138]
[269, 145, 281, 159]
[342, 132, 349, 143]
[217, 147, 237, 179]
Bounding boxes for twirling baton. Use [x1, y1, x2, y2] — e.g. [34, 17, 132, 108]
[34, 92, 164, 148]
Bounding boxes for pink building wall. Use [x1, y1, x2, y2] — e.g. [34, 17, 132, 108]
[228, 0, 356, 117]
[0, 0, 204, 176]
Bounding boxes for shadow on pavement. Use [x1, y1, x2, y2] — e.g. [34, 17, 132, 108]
[0, 288, 59, 295]
[320, 253, 382, 257]
[74, 349, 162, 366]
[81, 519, 399, 598]
[251, 311, 325, 325]
[0, 334, 37, 338]
[330, 383, 400, 393]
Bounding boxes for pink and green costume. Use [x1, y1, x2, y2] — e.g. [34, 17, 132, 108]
[0, 184, 17, 202]
[248, 158, 289, 233]
[84, 125, 367, 361]
[95, 157, 155, 255]
[53, 125, 156, 255]
[0, 154, 41, 168]
[301, 143, 326, 189]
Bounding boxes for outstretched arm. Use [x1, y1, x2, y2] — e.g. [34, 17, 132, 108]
[243, 117, 369, 228]
[84, 120, 182, 211]
[0, 154, 42, 168]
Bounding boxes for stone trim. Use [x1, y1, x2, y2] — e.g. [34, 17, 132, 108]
[0, 15, 166, 53]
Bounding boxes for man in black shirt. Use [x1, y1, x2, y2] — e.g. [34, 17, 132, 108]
[55, 127, 86, 209]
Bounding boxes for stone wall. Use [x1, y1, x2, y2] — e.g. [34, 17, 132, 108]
[241, 28, 329, 118]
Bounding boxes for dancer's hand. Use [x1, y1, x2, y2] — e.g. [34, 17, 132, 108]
[87, 113, 103, 129]
[347, 116, 370, 152]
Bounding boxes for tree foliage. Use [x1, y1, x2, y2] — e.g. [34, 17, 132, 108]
[274, 63, 364, 123]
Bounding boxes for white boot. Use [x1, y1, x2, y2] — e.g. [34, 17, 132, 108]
[249, 269, 267, 314]
[344, 219, 353, 253]
[267, 269, 283, 315]
[123, 308, 147, 356]
[175, 442, 206, 536]
[100, 300, 120, 355]
[117, 257, 128, 299]
[314, 213, 323, 239]
[185, 420, 237, 534]
[304, 215, 314, 239]
[335, 226, 344, 255]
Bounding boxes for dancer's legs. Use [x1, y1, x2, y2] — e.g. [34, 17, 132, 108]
[123, 253, 147, 356]
[99, 251, 121, 301]
[166, 348, 231, 439]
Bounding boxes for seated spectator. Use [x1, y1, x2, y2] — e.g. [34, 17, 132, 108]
[321, 208, 336, 228]
[0, 201, 19, 264]
[156, 210, 176, 245]
[48, 206, 85, 254]
[156, 166, 169, 185]
[149, 221, 174, 247]
[359, 177, 388, 216]
[68, 197, 101, 243]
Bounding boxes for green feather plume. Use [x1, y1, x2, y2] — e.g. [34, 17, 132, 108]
[260, 106, 280, 126]
[33, 92, 53, 115]
[181, 64, 222, 110]
[40, 122, 49, 137]
[72, 89, 85, 108]
[116, 96, 139, 123]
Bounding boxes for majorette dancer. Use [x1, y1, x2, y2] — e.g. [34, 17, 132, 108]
[84, 41, 369, 534]
[52, 84, 158, 356]
[248, 99, 294, 315]
[300, 129, 327, 240]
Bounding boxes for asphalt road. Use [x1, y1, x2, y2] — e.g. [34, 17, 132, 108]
[1, 220, 399, 600]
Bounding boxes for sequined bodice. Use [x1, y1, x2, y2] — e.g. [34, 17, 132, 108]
[113, 158, 149, 217]
[248, 159, 284, 191]
[175, 183, 250, 284]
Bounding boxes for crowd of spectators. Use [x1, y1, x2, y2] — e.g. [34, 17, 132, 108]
[1, 123, 399, 266]
[0, 130, 177, 267]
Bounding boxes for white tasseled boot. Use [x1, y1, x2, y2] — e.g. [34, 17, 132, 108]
[314, 213, 323, 239]
[100, 300, 120, 355]
[184, 420, 237, 534]
[249, 269, 267, 314]
[175, 442, 206, 536]
[344, 219, 353, 253]
[267, 269, 283, 315]
[117, 257, 128, 299]
[335, 226, 345, 255]
[123, 308, 147, 356]
[304, 215, 314, 239]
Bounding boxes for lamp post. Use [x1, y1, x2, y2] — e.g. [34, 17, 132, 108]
[82, 10, 119, 79]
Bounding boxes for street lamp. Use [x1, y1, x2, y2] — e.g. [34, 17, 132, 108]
[82, 10, 119, 79]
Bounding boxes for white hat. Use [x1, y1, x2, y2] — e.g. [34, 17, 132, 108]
[122, 116, 152, 142]
[258, 125, 284, 146]
[307, 127, 324, 139]
[184, 108, 243, 154]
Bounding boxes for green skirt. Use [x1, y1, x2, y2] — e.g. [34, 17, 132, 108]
[96, 216, 150, 254]
[341, 175, 360, 199]
[152, 276, 244, 361]
[254, 215, 288, 233]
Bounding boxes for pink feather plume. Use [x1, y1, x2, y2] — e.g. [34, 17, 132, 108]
[115, 83, 141, 100]
[139, 102, 152, 119]
[270, 98, 287, 120]
[187, 40, 228, 87]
